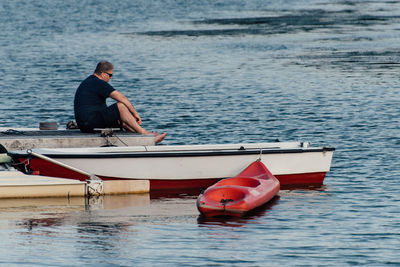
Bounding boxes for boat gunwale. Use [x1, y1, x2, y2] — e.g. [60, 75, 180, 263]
[9, 147, 335, 159]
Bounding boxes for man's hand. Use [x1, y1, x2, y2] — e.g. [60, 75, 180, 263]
[135, 115, 142, 125]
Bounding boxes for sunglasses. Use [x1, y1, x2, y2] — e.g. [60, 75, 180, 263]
[104, 72, 113, 77]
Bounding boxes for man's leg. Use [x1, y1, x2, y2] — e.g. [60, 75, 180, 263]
[117, 102, 167, 143]
[120, 122, 136, 133]
[117, 102, 151, 134]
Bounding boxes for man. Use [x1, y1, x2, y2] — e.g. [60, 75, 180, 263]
[74, 61, 166, 143]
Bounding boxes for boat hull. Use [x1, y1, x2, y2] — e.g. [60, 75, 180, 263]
[150, 172, 327, 190]
[9, 142, 334, 190]
[197, 161, 280, 217]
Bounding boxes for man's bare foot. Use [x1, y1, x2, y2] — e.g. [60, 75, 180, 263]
[154, 132, 167, 143]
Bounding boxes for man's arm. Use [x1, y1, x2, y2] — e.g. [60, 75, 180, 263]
[109, 90, 142, 124]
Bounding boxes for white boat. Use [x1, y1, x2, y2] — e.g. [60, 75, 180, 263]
[8, 141, 334, 191]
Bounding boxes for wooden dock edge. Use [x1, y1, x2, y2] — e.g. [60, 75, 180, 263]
[103, 180, 150, 195]
[0, 183, 86, 198]
[0, 171, 150, 198]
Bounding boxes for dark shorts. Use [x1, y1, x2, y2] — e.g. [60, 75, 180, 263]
[79, 103, 121, 133]
[99, 103, 121, 128]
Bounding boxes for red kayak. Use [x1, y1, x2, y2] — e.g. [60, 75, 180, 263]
[197, 160, 280, 217]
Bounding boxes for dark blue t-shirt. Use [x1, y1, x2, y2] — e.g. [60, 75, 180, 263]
[74, 75, 115, 127]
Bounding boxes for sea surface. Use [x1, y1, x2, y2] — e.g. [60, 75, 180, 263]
[0, 0, 399, 266]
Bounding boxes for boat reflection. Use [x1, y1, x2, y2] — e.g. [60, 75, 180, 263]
[85, 193, 150, 211]
[6, 184, 328, 231]
[280, 184, 327, 191]
[4, 194, 151, 231]
[196, 184, 328, 226]
[197, 196, 280, 227]
[150, 188, 202, 199]
[149, 184, 327, 199]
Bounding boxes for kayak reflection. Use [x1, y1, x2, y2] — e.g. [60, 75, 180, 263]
[197, 196, 280, 227]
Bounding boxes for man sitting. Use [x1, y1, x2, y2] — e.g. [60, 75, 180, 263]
[74, 61, 166, 143]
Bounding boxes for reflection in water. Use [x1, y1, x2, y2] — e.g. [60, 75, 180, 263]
[85, 194, 151, 211]
[22, 217, 65, 231]
[0, 194, 151, 213]
[197, 196, 280, 227]
[0, 197, 86, 230]
[0, 194, 150, 231]
[196, 184, 328, 227]
[280, 184, 327, 191]
[6, 184, 330, 231]
[150, 188, 202, 199]
[150, 184, 326, 199]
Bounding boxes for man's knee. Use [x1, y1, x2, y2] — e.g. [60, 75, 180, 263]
[116, 102, 127, 113]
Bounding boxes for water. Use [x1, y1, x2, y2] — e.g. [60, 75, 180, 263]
[0, 0, 399, 265]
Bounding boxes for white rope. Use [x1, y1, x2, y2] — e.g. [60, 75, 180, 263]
[86, 179, 104, 196]
[257, 148, 263, 161]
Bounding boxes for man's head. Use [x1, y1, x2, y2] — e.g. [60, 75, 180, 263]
[94, 61, 114, 82]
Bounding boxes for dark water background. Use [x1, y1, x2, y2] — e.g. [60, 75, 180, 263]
[0, 0, 399, 266]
